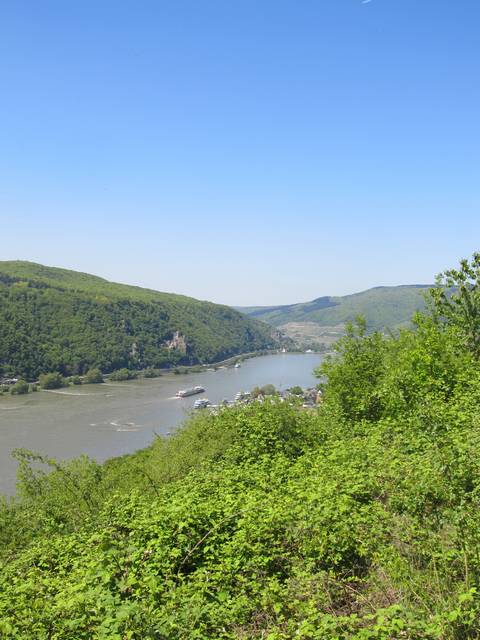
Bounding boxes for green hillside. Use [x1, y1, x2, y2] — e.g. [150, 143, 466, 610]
[0, 261, 281, 379]
[239, 285, 430, 330]
[2, 257, 480, 638]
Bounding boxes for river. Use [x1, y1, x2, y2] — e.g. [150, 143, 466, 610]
[0, 353, 324, 496]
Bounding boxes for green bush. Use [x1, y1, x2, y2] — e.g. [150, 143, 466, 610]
[143, 367, 162, 378]
[83, 368, 104, 384]
[38, 372, 65, 389]
[251, 384, 277, 398]
[289, 385, 303, 395]
[10, 379, 29, 395]
[108, 368, 137, 381]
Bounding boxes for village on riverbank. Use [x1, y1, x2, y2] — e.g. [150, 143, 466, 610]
[181, 383, 323, 413]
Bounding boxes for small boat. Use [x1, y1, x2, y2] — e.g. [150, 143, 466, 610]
[234, 363, 241, 368]
[176, 385, 205, 398]
[194, 398, 211, 409]
[235, 391, 251, 402]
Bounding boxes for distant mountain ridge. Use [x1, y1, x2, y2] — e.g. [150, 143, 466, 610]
[238, 285, 431, 328]
[0, 261, 283, 379]
[237, 285, 432, 349]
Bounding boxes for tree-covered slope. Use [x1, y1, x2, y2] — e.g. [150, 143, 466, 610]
[238, 284, 430, 330]
[1, 256, 480, 638]
[0, 261, 281, 379]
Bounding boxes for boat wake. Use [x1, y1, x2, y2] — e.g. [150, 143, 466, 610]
[109, 419, 142, 432]
[103, 383, 132, 387]
[44, 390, 101, 397]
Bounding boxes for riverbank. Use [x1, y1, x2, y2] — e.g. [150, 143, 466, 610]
[0, 349, 290, 396]
[154, 347, 331, 377]
[1, 347, 331, 399]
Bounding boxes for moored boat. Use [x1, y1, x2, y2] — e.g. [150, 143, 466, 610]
[194, 398, 211, 409]
[235, 391, 251, 402]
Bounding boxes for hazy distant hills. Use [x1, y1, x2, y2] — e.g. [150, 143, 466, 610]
[0, 261, 283, 379]
[237, 285, 432, 349]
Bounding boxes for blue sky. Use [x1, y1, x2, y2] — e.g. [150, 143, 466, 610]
[1, 0, 479, 305]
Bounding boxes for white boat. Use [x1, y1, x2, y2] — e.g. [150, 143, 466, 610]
[234, 363, 241, 368]
[194, 398, 210, 409]
[176, 385, 205, 398]
[235, 391, 251, 402]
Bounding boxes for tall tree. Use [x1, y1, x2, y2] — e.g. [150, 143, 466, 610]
[429, 252, 480, 358]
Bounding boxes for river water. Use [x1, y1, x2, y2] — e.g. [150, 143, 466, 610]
[0, 353, 323, 496]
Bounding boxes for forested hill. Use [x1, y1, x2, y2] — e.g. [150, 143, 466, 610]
[0, 261, 282, 379]
[237, 285, 430, 330]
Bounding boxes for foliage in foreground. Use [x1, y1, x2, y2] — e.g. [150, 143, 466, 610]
[2, 257, 480, 638]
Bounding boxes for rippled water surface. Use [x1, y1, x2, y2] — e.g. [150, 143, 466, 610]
[0, 353, 323, 495]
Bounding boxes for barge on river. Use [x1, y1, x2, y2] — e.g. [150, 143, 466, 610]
[176, 385, 205, 398]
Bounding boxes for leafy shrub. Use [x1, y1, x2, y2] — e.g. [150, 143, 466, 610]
[109, 368, 137, 381]
[143, 367, 162, 378]
[83, 368, 104, 384]
[289, 385, 303, 395]
[38, 372, 65, 389]
[10, 379, 29, 395]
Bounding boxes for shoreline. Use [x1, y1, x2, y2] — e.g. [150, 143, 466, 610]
[1, 349, 330, 396]
[105, 348, 328, 381]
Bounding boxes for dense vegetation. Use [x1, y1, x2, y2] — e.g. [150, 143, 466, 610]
[1, 255, 480, 638]
[0, 261, 282, 379]
[238, 284, 429, 330]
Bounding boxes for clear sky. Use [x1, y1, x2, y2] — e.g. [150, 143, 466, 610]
[1, 0, 479, 305]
